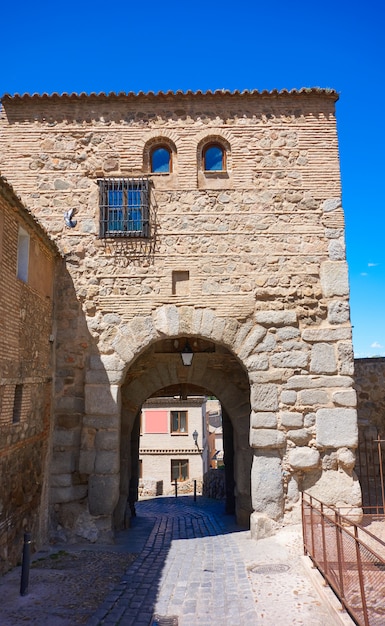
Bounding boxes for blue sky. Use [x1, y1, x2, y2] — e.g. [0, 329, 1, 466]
[1, 0, 384, 357]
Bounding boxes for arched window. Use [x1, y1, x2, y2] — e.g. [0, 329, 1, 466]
[150, 146, 172, 173]
[203, 144, 225, 172]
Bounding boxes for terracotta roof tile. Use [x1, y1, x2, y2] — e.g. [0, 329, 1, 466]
[1, 87, 338, 102]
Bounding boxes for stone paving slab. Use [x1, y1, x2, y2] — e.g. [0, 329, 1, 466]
[0, 496, 354, 625]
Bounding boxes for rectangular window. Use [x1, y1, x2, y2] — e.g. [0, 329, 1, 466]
[171, 410, 188, 434]
[12, 385, 23, 423]
[17, 227, 30, 282]
[171, 459, 189, 482]
[98, 177, 149, 238]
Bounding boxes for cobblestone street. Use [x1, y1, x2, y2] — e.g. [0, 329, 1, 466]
[0, 496, 352, 625]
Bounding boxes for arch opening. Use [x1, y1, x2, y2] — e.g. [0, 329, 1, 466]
[115, 336, 252, 530]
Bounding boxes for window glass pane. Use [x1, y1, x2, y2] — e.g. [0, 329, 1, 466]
[181, 460, 188, 480]
[171, 412, 179, 432]
[108, 190, 123, 207]
[171, 461, 178, 481]
[17, 228, 30, 282]
[204, 146, 223, 171]
[180, 412, 187, 433]
[128, 189, 141, 207]
[151, 148, 170, 173]
[107, 190, 124, 231]
[128, 208, 142, 231]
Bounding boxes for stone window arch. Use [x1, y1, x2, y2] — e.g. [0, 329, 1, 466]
[198, 136, 231, 174]
[203, 143, 225, 171]
[143, 138, 177, 174]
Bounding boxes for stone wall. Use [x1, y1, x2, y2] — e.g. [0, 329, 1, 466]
[0, 177, 58, 574]
[355, 358, 385, 433]
[203, 469, 226, 500]
[0, 90, 359, 541]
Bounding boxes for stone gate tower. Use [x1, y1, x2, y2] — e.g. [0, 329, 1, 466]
[0, 89, 360, 542]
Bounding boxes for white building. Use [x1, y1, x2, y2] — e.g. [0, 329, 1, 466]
[139, 397, 208, 495]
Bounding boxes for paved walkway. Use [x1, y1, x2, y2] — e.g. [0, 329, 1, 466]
[86, 496, 348, 626]
[0, 496, 353, 625]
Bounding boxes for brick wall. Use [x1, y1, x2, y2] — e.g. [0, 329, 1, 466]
[0, 177, 58, 574]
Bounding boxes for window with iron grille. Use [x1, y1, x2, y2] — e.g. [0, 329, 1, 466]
[98, 178, 149, 238]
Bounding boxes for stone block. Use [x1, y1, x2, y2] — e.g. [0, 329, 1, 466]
[288, 447, 320, 470]
[328, 240, 345, 261]
[50, 450, 77, 474]
[50, 485, 88, 504]
[286, 475, 300, 506]
[94, 450, 120, 474]
[337, 447, 356, 471]
[338, 342, 355, 375]
[251, 452, 284, 520]
[310, 343, 337, 374]
[255, 311, 297, 327]
[328, 301, 350, 325]
[88, 474, 120, 516]
[250, 428, 286, 449]
[53, 428, 81, 447]
[316, 408, 358, 448]
[95, 429, 120, 451]
[244, 354, 269, 371]
[322, 198, 341, 212]
[304, 412, 316, 427]
[303, 469, 362, 508]
[271, 350, 308, 369]
[320, 261, 349, 297]
[250, 512, 278, 540]
[50, 473, 73, 487]
[302, 328, 351, 342]
[298, 389, 328, 405]
[111, 333, 135, 363]
[238, 325, 267, 359]
[85, 384, 120, 416]
[251, 411, 277, 429]
[280, 390, 297, 405]
[286, 429, 311, 445]
[78, 449, 96, 474]
[276, 327, 300, 341]
[280, 412, 303, 428]
[254, 333, 277, 353]
[251, 383, 279, 411]
[332, 390, 357, 407]
[286, 375, 353, 389]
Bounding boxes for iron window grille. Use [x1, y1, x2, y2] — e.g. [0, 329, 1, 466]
[98, 177, 149, 238]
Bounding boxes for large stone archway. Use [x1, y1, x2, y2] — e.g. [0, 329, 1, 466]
[116, 336, 252, 529]
[60, 300, 361, 543]
[81, 305, 260, 540]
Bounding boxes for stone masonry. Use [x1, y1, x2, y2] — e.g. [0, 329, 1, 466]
[0, 176, 58, 574]
[0, 88, 360, 543]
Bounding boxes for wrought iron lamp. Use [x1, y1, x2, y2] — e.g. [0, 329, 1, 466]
[181, 341, 193, 366]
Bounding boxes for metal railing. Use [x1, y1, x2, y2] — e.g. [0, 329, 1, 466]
[302, 493, 385, 626]
[355, 433, 385, 515]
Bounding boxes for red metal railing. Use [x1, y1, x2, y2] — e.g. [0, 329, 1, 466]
[355, 434, 385, 515]
[302, 493, 385, 626]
